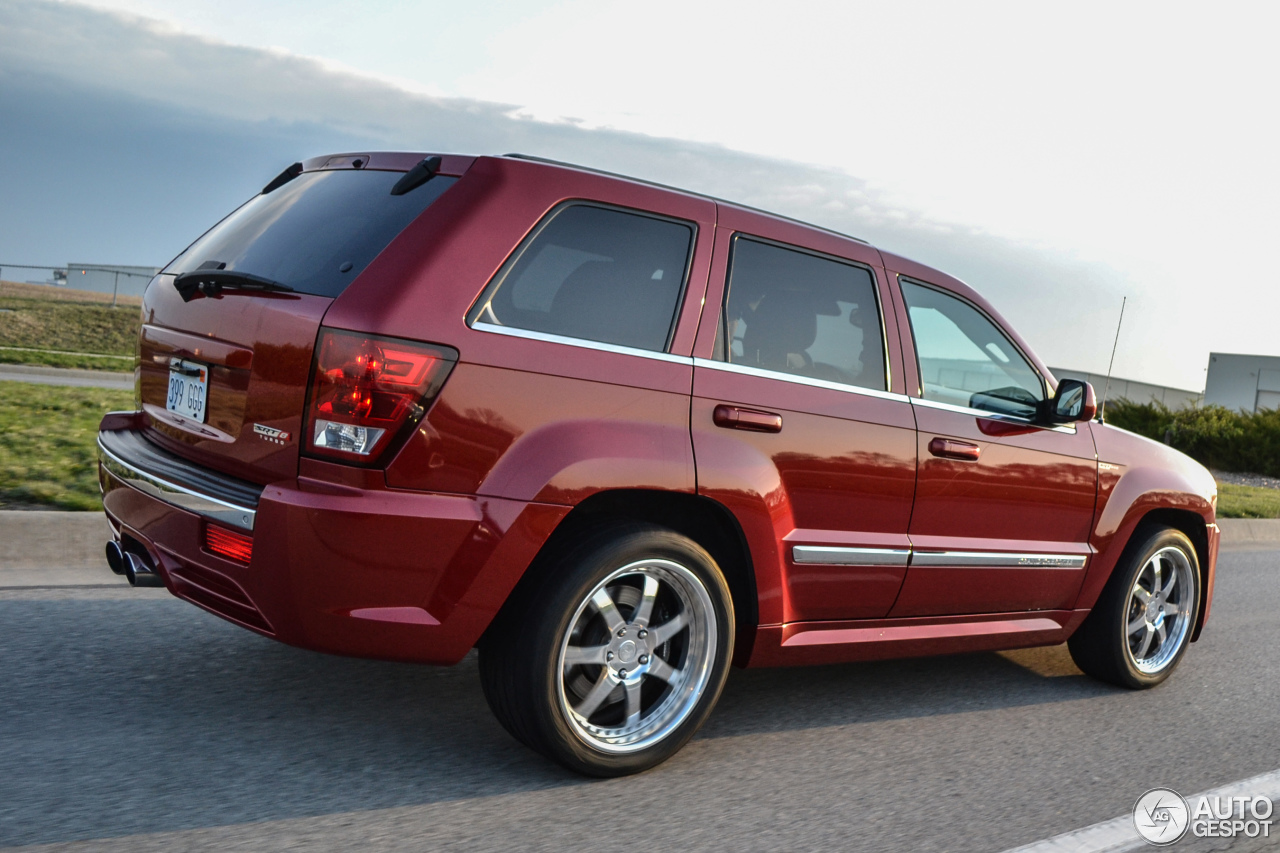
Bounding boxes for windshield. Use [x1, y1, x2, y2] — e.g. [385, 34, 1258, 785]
[165, 169, 457, 298]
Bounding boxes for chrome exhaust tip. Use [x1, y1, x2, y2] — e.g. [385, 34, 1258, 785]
[124, 551, 165, 588]
[105, 540, 126, 575]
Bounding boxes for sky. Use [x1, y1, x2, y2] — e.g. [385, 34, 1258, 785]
[1, 0, 1277, 390]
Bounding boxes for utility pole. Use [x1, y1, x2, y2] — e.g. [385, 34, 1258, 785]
[111, 270, 120, 308]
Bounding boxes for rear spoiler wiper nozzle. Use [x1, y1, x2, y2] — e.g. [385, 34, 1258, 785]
[174, 268, 294, 302]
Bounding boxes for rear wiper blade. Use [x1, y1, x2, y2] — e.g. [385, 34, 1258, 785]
[174, 269, 294, 302]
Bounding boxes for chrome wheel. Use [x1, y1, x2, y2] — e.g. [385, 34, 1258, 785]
[1125, 545, 1194, 674]
[557, 558, 717, 754]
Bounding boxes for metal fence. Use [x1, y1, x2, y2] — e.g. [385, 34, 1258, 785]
[0, 263, 156, 307]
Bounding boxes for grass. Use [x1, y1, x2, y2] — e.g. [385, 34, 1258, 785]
[1216, 483, 1280, 519]
[0, 294, 140, 361]
[0, 380, 133, 510]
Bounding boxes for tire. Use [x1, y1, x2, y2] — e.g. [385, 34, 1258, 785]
[479, 522, 735, 776]
[1068, 526, 1200, 689]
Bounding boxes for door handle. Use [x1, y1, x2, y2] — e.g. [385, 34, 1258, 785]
[928, 437, 981, 461]
[713, 404, 783, 433]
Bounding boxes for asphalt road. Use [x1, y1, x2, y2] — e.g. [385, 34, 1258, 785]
[0, 366, 132, 390]
[1, 547, 1278, 852]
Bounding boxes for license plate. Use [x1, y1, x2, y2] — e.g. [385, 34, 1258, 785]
[166, 359, 209, 423]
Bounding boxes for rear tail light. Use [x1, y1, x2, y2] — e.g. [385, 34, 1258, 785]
[206, 525, 253, 563]
[304, 329, 457, 464]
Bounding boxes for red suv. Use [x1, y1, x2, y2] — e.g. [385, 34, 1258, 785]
[98, 152, 1220, 776]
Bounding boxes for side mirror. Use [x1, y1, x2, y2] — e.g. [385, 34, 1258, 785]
[1045, 378, 1097, 424]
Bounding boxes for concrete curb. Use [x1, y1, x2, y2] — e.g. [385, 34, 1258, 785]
[0, 511, 115, 569]
[1217, 517, 1280, 545]
[1, 512, 1276, 581]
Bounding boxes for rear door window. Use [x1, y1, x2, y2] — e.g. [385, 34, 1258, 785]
[468, 203, 695, 352]
[899, 278, 1044, 418]
[718, 236, 887, 392]
[165, 169, 458, 299]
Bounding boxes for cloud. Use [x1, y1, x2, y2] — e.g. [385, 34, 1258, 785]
[0, 0, 1183, 386]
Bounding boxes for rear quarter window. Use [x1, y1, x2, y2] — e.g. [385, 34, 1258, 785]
[468, 203, 695, 353]
[165, 169, 458, 299]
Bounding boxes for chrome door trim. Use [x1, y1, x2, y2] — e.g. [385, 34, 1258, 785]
[792, 546, 912, 566]
[791, 544, 1086, 569]
[910, 397, 1078, 434]
[470, 322, 694, 366]
[98, 437, 257, 531]
[911, 550, 1087, 569]
[692, 358, 910, 403]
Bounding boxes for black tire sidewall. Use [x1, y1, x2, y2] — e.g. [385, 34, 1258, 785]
[521, 524, 734, 777]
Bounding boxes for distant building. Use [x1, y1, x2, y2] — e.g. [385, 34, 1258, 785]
[65, 263, 159, 299]
[1203, 353, 1280, 413]
[1049, 367, 1202, 411]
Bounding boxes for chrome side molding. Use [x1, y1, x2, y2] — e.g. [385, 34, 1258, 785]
[791, 544, 1086, 569]
[792, 546, 911, 566]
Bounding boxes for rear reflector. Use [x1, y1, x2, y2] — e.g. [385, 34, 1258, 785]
[206, 525, 253, 564]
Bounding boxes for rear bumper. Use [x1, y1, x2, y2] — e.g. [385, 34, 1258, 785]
[98, 424, 568, 664]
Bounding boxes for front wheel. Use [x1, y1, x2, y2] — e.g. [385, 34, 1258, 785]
[1069, 526, 1200, 688]
[479, 524, 734, 776]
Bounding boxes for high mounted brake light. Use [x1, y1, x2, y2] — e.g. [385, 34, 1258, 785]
[304, 329, 457, 464]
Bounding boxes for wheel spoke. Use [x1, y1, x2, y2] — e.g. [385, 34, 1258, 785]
[646, 653, 682, 684]
[1162, 600, 1180, 617]
[563, 644, 610, 668]
[1135, 623, 1155, 660]
[1155, 620, 1167, 651]
[633, 575, 660, 627]
[648, 611, 688, 646]
[1132, 587, 1151, 605]
[591, 588, 626, 634]
[574, 668, 618, 720]
[624, 679, 643, 727]
[1127, 614, 1149, 636]
[1161, 569, 1178, 599]
[1150, 557, 1163, 598]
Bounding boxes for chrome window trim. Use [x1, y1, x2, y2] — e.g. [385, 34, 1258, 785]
[910, 396, 1078, 434]
[911, 550, 1087, 569]
[471, 322, 694, 366]
[792, 546, 911, 566]
[693, 358, 910, 403]
[98, 436, 257, 531]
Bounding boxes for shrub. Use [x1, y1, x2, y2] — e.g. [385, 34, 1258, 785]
[1102, 399, 1280, 479]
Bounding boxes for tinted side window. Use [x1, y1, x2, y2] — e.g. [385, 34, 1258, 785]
[720, 236, 886, 392]
[469, 204, 694, 352]
[900, 279, 1044, 418]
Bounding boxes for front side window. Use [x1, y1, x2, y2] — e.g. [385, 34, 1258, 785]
[469, 204, 695, 352]
[719, 236, 887, 392]
[900, 278, 1044, 418]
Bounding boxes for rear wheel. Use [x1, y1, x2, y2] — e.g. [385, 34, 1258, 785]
[479, 523, 734, 776]
[1068, 526, 1200, 688]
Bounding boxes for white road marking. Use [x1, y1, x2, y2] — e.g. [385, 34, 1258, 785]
[1001, 766, 1280, 852]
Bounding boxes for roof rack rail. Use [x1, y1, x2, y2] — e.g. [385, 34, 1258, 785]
[500, 153, 870, 246]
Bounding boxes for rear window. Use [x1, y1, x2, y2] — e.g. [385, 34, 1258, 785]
[468, 203, 695, 352]
[164, 169, 458, 298]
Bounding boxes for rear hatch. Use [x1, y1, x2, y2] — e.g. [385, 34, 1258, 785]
[137, 159, 459, 484]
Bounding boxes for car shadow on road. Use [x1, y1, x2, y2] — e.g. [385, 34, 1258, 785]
[0, 598, 1119, 847]
[702, 642, 1114, 741]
